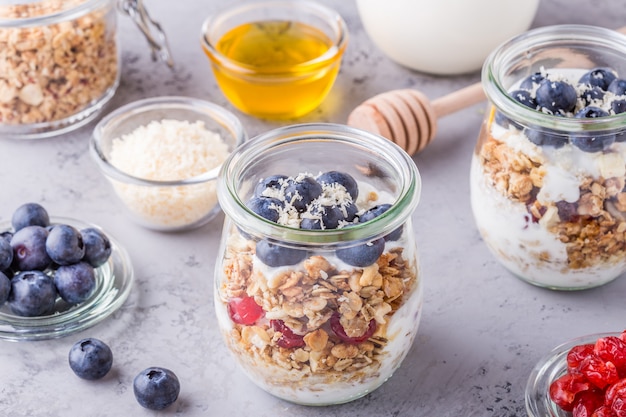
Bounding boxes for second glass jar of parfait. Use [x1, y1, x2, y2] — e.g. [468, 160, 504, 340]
[215, 123, 422, 405]
[471, 25, 626, 290]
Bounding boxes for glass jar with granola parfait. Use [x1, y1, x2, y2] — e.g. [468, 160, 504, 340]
[215, 123, 422, 405]
[0, 0, 172, 139]
[471, 25, 626, 290]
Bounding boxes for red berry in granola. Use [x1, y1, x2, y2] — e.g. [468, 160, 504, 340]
[270, 320, 305, 349]
[329, 313, 377, 345]
[227, 296, 264, 325]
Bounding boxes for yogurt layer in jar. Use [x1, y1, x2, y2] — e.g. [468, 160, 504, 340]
[215, 123, 422, 405]
[471, 25, 626, 290]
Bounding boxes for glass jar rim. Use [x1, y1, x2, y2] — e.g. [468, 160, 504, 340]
[0, 0, 111, 27]
[218, 123, 421, 248]
[200, 0, 349, 77]
[482, 24, 626, 133]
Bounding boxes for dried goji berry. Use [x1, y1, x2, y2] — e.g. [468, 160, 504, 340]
[569, 344, 596, 372]
[580, 355, 620, 389]
[606, 379, 626, 407]
[612, 394, 626, 417]
[592, 405, 617, 417]
[573, 389, 605, 417]
[550, 373, 593, 411]
[596, 337, 626, 376]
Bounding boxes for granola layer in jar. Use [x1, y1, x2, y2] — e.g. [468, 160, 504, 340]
[0, 0, 119, 138]
[215, 124, 422, 405]
[471, 25, 626, 290]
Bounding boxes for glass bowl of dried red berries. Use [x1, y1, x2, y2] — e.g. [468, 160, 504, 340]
[526, 331, 626, 417]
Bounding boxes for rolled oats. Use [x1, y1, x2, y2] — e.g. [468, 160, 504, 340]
[219, 239, 419, 388]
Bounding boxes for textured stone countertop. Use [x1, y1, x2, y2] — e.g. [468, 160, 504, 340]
[2, 1, 626, 416]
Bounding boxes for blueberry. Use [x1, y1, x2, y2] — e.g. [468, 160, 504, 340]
[10, 225, 51, 271]
[301, 202, 358, 230]
[535, 79, 578, 114]
[608, 78, 626, 96]
[80, 228, 112, 268]
[526, 128, 568, 148]
[336, 238, 385, 267]
[359, 204, 403, 241]
[133, 367, 180, 410]
[509, 89, 536, 109]
[571, 135, 614, 153]
[68, 338, 113, 380]
[0, 271, 10, 306]
[255, 240, 307, 267]
[9, 270, 57, 317]
[246, 196, 283, 223]
[253, 174, 288, 198]
[575, 106, 610, 119]
[11, 203, 50, 232]
[284, 176, 323, 212]
[46, 224, 85, 266]
[579, 86, 605, 106]
[0, 236, 13, 271]
[519, 72, 546, 90]
[571, 106, 615, 152]
[317, 171, 359, 200]
[54, 262, 96, 304]
[578, 67, 617, 91]
[612, 99, 626, 114]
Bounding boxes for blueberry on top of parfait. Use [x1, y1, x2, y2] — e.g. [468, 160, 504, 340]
[578, 67, 617, 91]
[535, 79, 578, 114]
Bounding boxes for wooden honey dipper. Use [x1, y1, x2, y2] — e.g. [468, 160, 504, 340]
[348, 26, 626, 156]
[347, 82, 484, 155]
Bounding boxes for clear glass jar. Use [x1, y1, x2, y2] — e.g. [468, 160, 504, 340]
[471, 25, 626, 290]
[215, 123, 422, 405]
[0, 0, 171, 139]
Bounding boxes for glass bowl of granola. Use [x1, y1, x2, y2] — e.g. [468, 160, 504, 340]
[90, 96, 247, 232]
[471, 24, 626, 290]
[0, 0, 119, 139]
[215, 123, 423, 405]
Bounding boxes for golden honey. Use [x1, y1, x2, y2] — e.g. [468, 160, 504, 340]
[204, 20, 344, 119]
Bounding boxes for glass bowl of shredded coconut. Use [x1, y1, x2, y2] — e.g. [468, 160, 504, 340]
[90, 96, 247, 231]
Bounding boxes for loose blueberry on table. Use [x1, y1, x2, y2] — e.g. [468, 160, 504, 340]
[133, 367, 180, 410]
[68, 337, 113, 380]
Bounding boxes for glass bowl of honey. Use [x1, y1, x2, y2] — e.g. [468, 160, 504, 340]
[200, 0, 348, 120]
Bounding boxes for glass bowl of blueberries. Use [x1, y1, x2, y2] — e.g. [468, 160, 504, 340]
[214, 122, 423, 405]
[0, 203, 134, 341]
